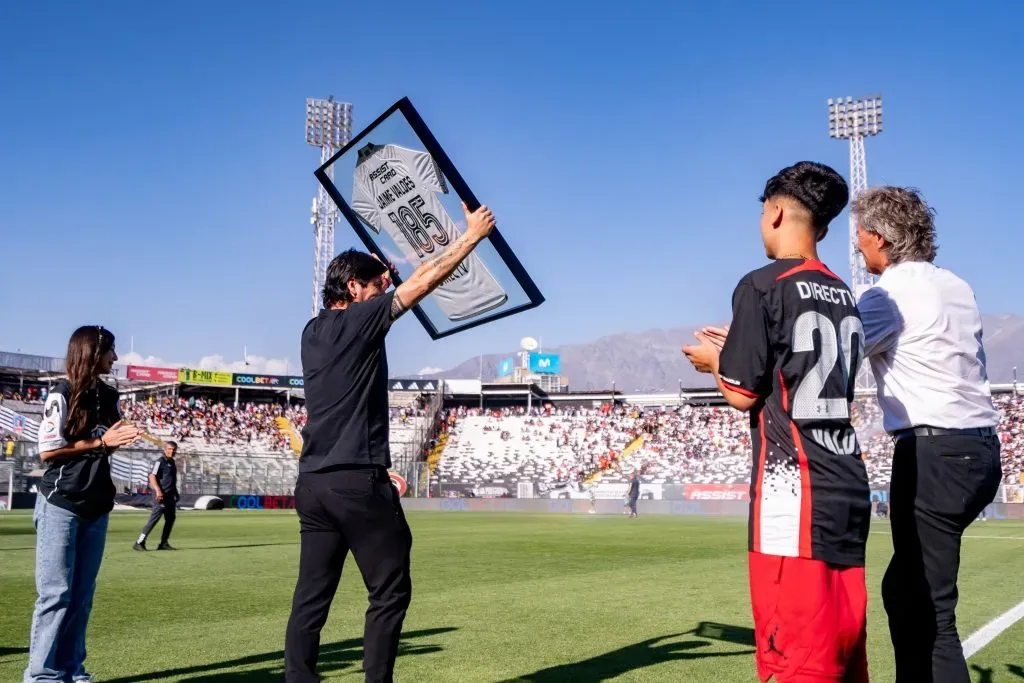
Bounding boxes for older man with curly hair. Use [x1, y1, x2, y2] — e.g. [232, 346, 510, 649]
[854, 186, 1002, 683]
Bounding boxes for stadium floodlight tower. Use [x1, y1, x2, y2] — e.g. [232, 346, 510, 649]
[828, 95, 883, 297]
[828, 94, 882, 392]
[306, 96, 353, 318]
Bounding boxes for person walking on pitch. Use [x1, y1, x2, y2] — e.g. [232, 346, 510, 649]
[626, 472, 640, 518]
[134, 441, 179, 551]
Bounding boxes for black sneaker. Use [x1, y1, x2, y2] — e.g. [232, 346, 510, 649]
[133, 542, 147, 552]
[156, 543, 176, 551]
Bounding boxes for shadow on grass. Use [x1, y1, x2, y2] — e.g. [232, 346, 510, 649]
[102, 627, 455, 683]
[167, 542, 298, 552]
[499, 622, 755, 682]
[0, 646, 30, 657]
[971, 663, 1024, 682]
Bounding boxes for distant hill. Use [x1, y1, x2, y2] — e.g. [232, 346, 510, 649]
[422, 315, 1024, 391]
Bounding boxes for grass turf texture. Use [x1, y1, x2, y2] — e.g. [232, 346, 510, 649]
[1, 511, 1022, 682]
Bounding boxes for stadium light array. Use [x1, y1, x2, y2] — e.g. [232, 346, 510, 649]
[827, 94, 884, 392]
[306, 96, 353, 319]
[305, 97, 352, 148]
[827, 95, 883, 140]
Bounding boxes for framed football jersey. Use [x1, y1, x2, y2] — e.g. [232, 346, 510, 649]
[313, 97, 545, 340]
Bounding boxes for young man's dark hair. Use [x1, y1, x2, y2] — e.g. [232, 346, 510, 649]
[760, 161, 849, 234]
[683, 161, 870, 683]
[285, 201, 497, 683]
[322, 249, 390, 309]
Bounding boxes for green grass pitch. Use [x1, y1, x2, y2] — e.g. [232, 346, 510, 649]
[1, 510, 1022, 681]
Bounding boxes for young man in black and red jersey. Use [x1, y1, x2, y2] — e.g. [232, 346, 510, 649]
[684, 161, 871, 683]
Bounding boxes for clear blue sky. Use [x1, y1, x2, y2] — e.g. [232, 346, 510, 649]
[1, 1, 1021, 376]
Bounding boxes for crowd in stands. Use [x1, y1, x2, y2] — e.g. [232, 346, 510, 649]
[120, 397, 305, 454]
[7, 379, 1024, 491]
[112, 398, 431, 458]
[435, 396, 1024, 490]
[996, 394, 1024, 485]
[0, 385, 46, 404]
[438, 405, 654, 490]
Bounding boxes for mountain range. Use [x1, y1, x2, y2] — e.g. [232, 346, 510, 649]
[422, 314, 1024, 392]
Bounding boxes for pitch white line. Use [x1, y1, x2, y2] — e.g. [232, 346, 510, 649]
[963, 599, 1024, 659]
[870, 531, 1024, 541]
[870, 530, 1024, 656]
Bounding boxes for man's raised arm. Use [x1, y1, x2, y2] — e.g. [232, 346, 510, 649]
[390, 202, 496, 320]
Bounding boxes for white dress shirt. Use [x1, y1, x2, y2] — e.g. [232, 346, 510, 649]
[858, 261, 999, 434]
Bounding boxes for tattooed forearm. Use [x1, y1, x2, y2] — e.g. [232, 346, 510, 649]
[390, 293, 408, 321]
[393, 230, 482, 312]
[417, 233, 473, 284]
[425, 234, 472, 276]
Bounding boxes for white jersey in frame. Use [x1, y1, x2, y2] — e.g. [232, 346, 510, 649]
[351, 143, 508, 322]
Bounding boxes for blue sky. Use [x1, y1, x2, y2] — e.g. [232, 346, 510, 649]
[1, 1, 1021, 376]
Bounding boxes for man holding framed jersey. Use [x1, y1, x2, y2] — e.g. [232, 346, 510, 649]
[684, 162, 871, 683]
[285, 201, 496, 683]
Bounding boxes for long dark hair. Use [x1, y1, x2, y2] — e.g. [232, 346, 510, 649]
[64, 326, 117, 440]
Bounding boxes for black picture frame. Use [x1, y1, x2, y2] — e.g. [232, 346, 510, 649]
[313, 97, 545, 340]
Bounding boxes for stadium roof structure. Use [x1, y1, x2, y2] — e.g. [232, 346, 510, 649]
[0, 351, 73, 375]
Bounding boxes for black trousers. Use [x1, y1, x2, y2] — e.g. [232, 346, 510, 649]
[284, 467, 413, 683]
[139, 496, 176, 545]
[882, 432, 1002, 683]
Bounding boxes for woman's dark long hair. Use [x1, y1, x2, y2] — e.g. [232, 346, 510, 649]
[64, 326, 117, 441]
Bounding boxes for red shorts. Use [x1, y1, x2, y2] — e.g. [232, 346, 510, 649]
[748, 552, 868, 683]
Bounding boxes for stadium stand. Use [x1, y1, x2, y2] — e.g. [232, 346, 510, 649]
[4, 378, 1024, 493]
[434, 396, 1024, 489]
[0, 405, 39, 442]
[116, 398, 432, 464]
[996, 394, 1024, 484]
[120, 398, 296, 455]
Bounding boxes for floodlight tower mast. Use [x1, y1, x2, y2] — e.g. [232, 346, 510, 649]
[306, 97, 353, 318]
[828, 94, 883, 391]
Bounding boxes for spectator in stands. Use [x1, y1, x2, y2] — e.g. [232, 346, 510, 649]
[26, 326, 139, 683]
[285, 203, 496, 683]
[855, 186, 1002, 682]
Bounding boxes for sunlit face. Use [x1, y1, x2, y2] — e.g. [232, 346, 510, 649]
[856, 224, 886, 274]
[99, 345, 117, 374]
[164, 444, 177, 459]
